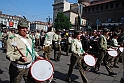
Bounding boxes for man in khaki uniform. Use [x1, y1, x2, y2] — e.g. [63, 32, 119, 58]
[6, 17, 43, 83]
[93, 28, 117, 76]
[42, 27, 55, 60]
[66, 31, 89, 83]
[53, 29, 62, 62]
[2, 29, 8, 52]
[66, 33, 73, 56]
[110, 32, 121, 68]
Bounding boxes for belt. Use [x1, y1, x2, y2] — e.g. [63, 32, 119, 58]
[11, 62, 32, 69]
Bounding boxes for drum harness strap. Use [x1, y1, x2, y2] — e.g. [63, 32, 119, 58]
[76, 39, 85, 54]
[20, 37, 36, 61]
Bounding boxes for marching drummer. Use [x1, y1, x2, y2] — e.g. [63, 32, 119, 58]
[93, 28, 117, 76]
[6, 17, 43, 83]
[110, 32, 121, 68]
[66, 31, 89, 83]
[42, 27, 55, 60]
[53, 29, 62, 62]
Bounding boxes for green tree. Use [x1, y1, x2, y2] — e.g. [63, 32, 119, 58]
[54, 12, 72, 30]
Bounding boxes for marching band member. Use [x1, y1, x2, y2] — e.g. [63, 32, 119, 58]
[53, 29, 62, 62]
[66, 33, 73, 56]
[66, 31, 89, 83]
[42, 27, 55, 60]
[93, 28, 117, 76]
[110, 32, 121, 68]
[35, 30, 41, 50]
[6, 17, 43, 83]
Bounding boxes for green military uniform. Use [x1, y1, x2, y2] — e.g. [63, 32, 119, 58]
[94, 28, 116, 76]
[94, 35, 112, 72]
[43, 29, 55, 60]
[53, 30, 61, 61]
[66, 38, 89, 83]
[6, 17, 39, 83]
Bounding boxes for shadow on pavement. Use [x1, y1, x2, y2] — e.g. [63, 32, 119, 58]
[0, 69, 4, 74]
[53, 70, 79, 82]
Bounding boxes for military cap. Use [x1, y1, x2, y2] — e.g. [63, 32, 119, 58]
[18, 16, 29, 28]
[74, 31, 80, 38]
[56, 29, 61, 32]
[103, 28, 110, 32]
[74, 30, 80, 35]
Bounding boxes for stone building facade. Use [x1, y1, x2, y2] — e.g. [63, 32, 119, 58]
[81, 0, 124, 30]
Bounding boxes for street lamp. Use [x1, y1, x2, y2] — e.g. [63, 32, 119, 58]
[46, 16, 52, 27]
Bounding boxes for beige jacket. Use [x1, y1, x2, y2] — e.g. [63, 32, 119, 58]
[44, 31, 55, 47]
[71, 38, 85, 56]
[53, 33, 61, 44]
[6, 34, 39, 64]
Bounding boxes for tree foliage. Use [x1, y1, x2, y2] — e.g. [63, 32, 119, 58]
[54, 12, 72, 30]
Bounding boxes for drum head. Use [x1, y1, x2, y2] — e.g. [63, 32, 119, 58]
[119, 47, 123, 52]
[30, 60, 54, 82]
[107, 48, 118, 57]
[84, 54, 96, 66]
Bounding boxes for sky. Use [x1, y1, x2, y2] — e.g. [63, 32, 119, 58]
[0, 0, 77, 22]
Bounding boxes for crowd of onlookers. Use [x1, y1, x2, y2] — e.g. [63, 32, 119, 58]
[0, 27, 124, 56]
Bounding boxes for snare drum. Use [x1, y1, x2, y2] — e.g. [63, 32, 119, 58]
[84, 54, 96, 66]
[30, 59, 54, 82]
[119, 47, 123, 53]
[107, 48, 118, 57]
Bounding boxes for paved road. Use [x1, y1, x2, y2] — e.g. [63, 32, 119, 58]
[0, 49, 123, 83]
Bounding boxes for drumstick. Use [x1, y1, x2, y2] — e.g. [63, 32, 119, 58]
[12, 42, 25, 57]
[85, 46, 92, 53]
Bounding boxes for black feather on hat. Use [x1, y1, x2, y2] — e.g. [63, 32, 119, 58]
[18, 16, 29, 28]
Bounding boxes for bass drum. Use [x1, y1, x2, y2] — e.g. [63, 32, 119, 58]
[30, 59, 54, 83]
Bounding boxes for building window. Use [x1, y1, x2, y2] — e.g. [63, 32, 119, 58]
[101, 6, 103, 10]
[92, 7, 94, 11]
[106, 5, 108, 9]
[96, 6, 99, 10]
[122, 1, 124, 6]
[88, 8, 90, 12]
[116, 2, 119, 7]
[4, 21, 7, 25]
[111, 4, 113, 8]
[84, 9, 87, 13]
